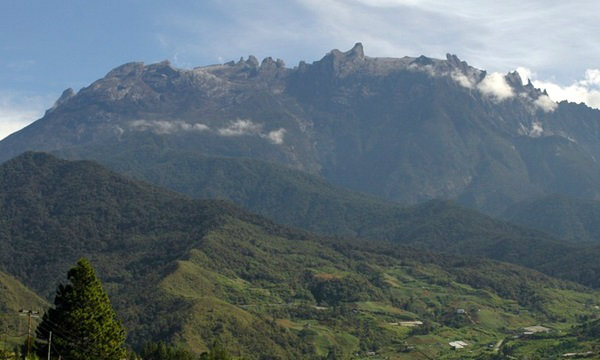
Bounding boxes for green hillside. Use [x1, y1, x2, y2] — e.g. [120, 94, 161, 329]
[54, 147, 600, 289]
[55, 144, 403, 239]
[0, 152, 599, 358]
[0, 271, 48, 350]
[504, 195, 600, 244]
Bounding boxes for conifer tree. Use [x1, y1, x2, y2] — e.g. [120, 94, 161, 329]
[35, 258, 126, 360]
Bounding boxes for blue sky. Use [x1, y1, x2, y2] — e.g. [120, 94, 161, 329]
[2, 0, 600, 139]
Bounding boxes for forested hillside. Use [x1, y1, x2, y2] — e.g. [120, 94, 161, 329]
[1, 153, 599, 358]
[52, 147, 600, 289]
[504, 195, 600, 244]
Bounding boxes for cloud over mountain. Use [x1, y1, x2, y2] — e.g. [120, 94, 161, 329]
[477, 72, 514, 101]
[130, 120, 210, 134]
[129, 118, 286, 145]
[531, 69, 600, 109]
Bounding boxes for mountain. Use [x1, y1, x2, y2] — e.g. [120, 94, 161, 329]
[14, 147, 600, 289]
[54, 145, 404, 239]
[48, 147, 600, 288]
[1, 153, 599, 358]
[2, 44, 600, 214]
[503, 194, 600, 244]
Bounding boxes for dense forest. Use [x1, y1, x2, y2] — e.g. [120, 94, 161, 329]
[0, 153, 599, 359]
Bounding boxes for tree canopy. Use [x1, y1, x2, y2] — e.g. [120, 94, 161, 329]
[35, 258, 126, 360]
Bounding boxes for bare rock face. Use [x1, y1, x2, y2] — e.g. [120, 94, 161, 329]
[46, 88, 75, 114]
[2, 44, 600, 213]
[310, 42, 367, 77]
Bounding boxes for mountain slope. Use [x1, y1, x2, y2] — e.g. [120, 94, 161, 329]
[2, 44, 600, 213]
[504, 195, 600, 244]
[0, 271, 48, 346]
[55, 145, 404, 239]
[1, 153, 599, 358]
[50, 147, 600, 287]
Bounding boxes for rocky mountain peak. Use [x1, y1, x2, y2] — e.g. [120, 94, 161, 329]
[145, 60, 178, 73]
[246, 55, 260, 68]
[505, 71, 524, 88]
[445, 53, 470, 73]
[348, 42, 365, 59]
[3, 42, 600, 218]
[310, 43, 367, 77]
[327, 42, 365, 61]
[105, 62, 145, 79]
[260, 57, 286, 70]
[59, 87, 76, 100]
[47, 88, 75, 114]
[412, 55, 434, 66]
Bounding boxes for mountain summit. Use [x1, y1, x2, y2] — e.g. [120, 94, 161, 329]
[2, 44, 600, 212]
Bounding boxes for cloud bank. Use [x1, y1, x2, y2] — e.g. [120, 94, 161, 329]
[518, 68, 600, 109]
[265, 128, 286, 145]
[217, 119, 287, 144]
[130, 120, 209, 134]
[217, 119, 262, 136]
[130, 118, 287, 145]
[477, 72, 514, 101]
[532, 94, 558, 112]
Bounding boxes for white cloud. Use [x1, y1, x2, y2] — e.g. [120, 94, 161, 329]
[515, 68, 600, 110]
[516, 67, 534, 86]
[217, 119, 262, 136]
[476, 72, 514, 101]
[530, 121, 544, 137]
[453, 66, 558, 110]
[582, 69, 600, 86]
[0, 92, 52, 141]
[408, 63, 435, 77]
[217, 119, 287, 145]
[129, 118, 286, 144]
[264, 128, 286, 144]
[533, 94, 558, 112]
[518, 120, 545, 138]
[130, 120, 209, 134]
[451, 71, 475, 89]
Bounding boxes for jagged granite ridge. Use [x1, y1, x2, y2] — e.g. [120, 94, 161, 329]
[2, 44, 600, 213]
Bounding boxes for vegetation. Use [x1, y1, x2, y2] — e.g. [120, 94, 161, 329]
[0, 271, 47, 354]
[1, 46, 600, 359]
[139, 341, 197, 360]
[53, 148, 600, 289]
[139, 341, 233, 360]
[504, 194, 600, 244]
[35, 259, 126, 360]
[0, 153, 598, 358]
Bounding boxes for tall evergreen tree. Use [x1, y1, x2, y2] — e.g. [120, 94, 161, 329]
[35, 258, 126, 360]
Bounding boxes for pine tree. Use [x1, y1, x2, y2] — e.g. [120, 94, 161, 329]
[35, 258, 126, 360]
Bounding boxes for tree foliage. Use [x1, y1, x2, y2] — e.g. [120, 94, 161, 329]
[139, 340, 232, 360]
[139, 341, 196, 360]
[35, 258, 126, 360]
